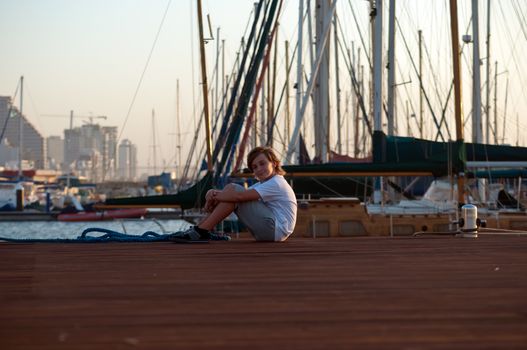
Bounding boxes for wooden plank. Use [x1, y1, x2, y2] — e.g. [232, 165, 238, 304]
[1, 236, 527, 349]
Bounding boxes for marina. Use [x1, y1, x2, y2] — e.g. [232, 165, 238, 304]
[1, 1, 527, 348]
[1, 235, 527, 349]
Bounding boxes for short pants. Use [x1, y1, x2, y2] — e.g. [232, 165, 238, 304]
[232, 184, 276, 241]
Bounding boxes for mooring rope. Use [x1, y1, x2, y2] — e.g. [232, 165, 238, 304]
[0, 228, 172, 243]
[0, 227, 231, 243]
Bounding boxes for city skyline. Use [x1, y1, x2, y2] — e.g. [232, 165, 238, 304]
[0, 95, 140, 181]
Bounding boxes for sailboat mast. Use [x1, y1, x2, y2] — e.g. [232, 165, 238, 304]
[18, 76, 24, 178]
[285, 40, 291, 155]
[176, 79, 181, 183]
[372, 0, 383, 132]
[293, 0, 304, 163]
[372, 0, 383, 204]
[197, 0, 213, 172]
[387, 0, 396, 136]
[472, 0, 482, 143]
[314, 0, 331, 163]
[485, 0, 492, 144]
[418, 30, 423, 138]
[333, 12, 342, 154]
[494, 60, 498, 144]
[152, 109, 157, 175]
[449, 0, 466, 205]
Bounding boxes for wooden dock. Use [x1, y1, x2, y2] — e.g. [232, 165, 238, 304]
[1, 235, 527, 349]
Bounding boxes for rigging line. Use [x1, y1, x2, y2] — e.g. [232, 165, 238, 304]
[22, 83, 44, 134]
[498, 2, 527, 108]
[400, 1, 448, 137]
[422, 29, 449, 123]
[434, 19, 473, 141]
[210, 10, 257, 139]
[183, 99, 208, 185]
[116, 0, 172, 146]
[395, 17, 445, 142]
[347, 0, 371, 70]
[211, 52, 238, 132]
[179, 98, 206, 189]
[396, 61, 418, 134]
[307, 176, 346, 197]
[335, 19, 372, 135]
[512, 0, 527, 41]
[211, 7, 257, 137]
[267, 37, 299, 147]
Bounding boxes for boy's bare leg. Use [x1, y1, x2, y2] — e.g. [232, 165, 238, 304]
[198, 201, 236, 231]
[198, 184, 238, 231]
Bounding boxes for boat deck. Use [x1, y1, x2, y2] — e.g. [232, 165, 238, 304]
[1, 235, 527, 349]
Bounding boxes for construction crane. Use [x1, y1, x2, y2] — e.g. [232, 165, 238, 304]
[42, 110, 107, 129]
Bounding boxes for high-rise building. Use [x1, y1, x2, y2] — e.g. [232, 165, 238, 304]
[0, 96, 45, 169]
[102, 126, 117, 180]
[46, 136, 64, 170]
[118, 139, 137, 180]
[64, 128, 81, 172]
[63, 124, 118, 181]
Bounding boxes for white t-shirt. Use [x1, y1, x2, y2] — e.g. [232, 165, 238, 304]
[250, 175, 297, 241]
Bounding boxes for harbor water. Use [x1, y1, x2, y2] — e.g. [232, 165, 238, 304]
[0, 219, 191, 240]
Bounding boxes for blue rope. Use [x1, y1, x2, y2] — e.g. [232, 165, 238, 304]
[0, 227, 172, 243]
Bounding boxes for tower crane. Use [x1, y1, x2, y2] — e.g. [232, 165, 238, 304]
[41, 110, 107, 129]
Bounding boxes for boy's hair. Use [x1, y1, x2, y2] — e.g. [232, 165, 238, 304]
[247, 146, 286, 175]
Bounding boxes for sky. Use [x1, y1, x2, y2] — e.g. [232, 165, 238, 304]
[1, 1, 526, 176]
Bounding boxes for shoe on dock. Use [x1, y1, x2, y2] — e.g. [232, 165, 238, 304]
[209, 232, 232, 241]
[168, 226, 209, 243]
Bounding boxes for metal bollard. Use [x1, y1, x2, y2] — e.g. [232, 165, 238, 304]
[459, 204, 478, 238]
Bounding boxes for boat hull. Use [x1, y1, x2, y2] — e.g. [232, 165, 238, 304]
[293, 198, 527, 237]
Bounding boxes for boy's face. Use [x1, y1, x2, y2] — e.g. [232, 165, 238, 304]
[251, 153, 275, 181]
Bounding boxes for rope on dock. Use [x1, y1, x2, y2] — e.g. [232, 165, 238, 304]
[0, 227, 231, 243]
[0, 228, 172, 243]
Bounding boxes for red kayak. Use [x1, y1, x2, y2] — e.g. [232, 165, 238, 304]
[58, 208, 148, 222]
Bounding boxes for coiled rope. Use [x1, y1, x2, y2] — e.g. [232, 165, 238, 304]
[0, 227, 172, 243]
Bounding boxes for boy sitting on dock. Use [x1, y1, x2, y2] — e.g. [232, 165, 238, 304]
[169, 146, 297, 242]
